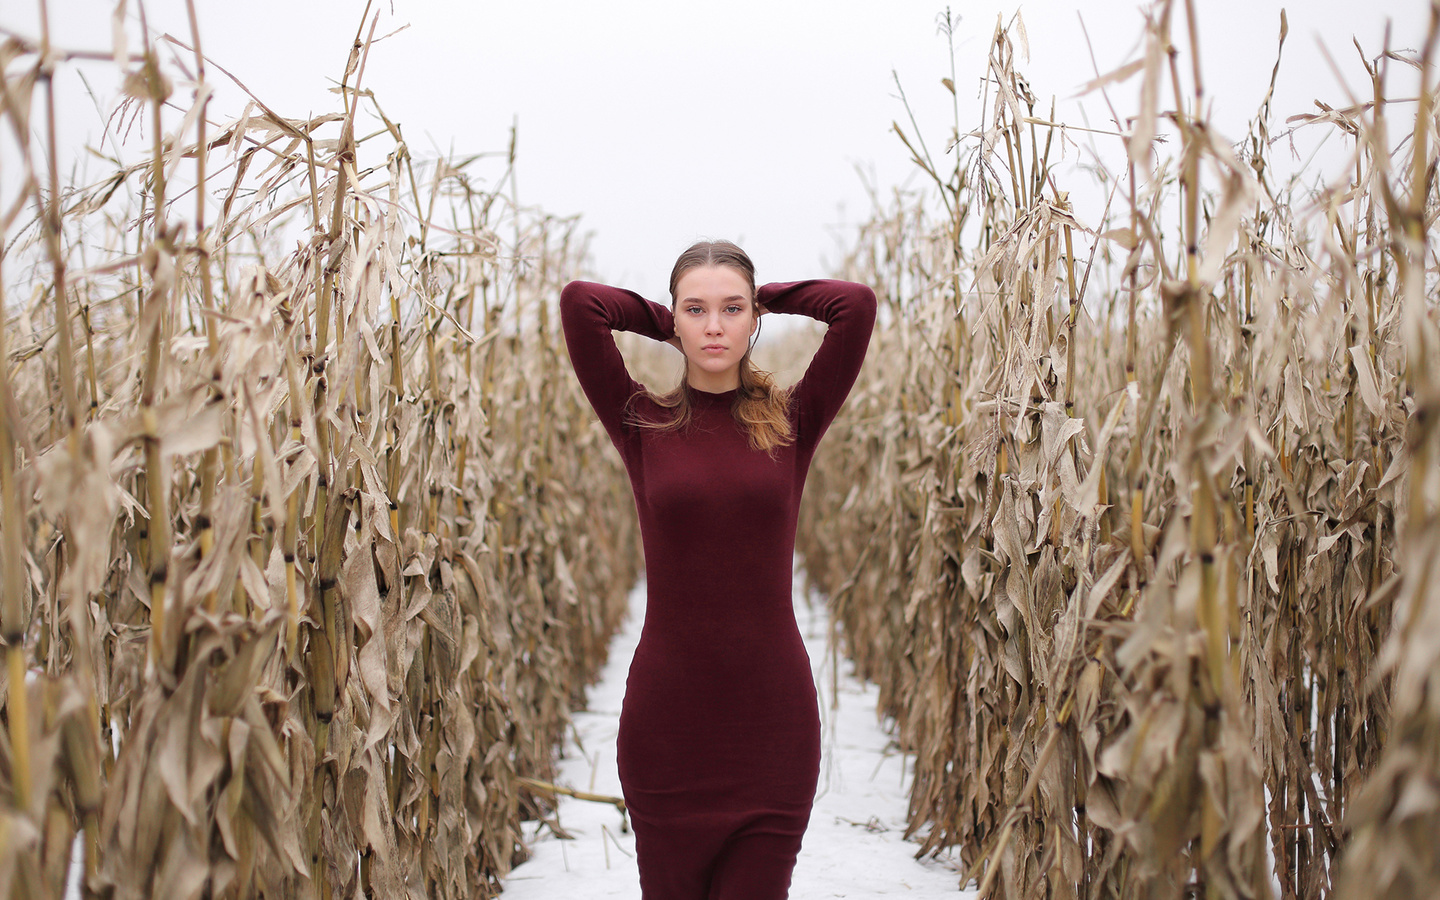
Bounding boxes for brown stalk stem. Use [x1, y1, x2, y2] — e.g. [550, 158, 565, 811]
[0, 206, 27, 658]
[135, 6, 176, 669]
[516, 776, 627, 813]
[1063, 216, 1079, 412]
[5, 648, 29, 811]
[185, 0, 221, 613]
[37, 0, 81, 436]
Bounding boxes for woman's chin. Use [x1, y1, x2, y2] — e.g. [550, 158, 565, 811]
[687, 357, 738, 375]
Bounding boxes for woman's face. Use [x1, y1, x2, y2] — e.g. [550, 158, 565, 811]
[672, 265, 757, 389]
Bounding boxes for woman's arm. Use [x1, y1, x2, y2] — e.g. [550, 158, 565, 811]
[756, 279, 877, 454]
[559, 280, 676, 455]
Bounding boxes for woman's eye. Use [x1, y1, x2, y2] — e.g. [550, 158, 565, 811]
[726, 305, 743, 314]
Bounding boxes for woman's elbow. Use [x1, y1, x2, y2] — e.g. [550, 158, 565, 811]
[559, 280, 601, 324]
[850, 282, 877, 324]
[560, 280, 589, 308]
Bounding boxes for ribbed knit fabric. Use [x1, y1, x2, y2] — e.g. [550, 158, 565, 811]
[559, 278, 876, 899]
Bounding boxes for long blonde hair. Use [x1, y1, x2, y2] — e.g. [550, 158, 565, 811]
[624, 240, 794, 454]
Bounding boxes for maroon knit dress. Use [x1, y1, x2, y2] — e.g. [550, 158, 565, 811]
[559, 278, 875, 899]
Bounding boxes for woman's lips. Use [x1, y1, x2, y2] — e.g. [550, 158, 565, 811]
[703, 345, 726, 353]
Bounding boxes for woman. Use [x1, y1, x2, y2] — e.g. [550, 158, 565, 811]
[558, 240, 875, 899]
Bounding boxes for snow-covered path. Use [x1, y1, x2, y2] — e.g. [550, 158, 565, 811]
[500, 561, 973, 899]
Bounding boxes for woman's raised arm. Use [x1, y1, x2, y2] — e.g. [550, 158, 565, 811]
[559, 280, 676, 455]
[756, 279, 877, 455]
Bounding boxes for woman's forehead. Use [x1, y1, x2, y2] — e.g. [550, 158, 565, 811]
[675, 265, 752, 300]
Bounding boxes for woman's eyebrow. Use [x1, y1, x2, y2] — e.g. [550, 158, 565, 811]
[681, 295, 749, 304]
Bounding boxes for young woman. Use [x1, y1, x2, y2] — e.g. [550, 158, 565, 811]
[558, 240, 876, 899]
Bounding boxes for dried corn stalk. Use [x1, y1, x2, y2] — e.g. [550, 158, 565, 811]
[799, 5, 1438, 898]
[0, 7, 640, 898]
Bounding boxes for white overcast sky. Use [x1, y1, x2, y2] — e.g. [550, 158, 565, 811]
[3, 1, 1431, 298]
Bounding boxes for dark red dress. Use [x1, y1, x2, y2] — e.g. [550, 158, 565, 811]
[559, 278, 875, 899]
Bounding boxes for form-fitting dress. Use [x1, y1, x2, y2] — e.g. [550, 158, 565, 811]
[559, 278, 876, 899]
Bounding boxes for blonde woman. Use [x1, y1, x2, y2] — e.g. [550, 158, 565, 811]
[559, 240, 875, 899]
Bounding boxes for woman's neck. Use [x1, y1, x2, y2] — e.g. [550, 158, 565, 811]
[686, 369, 740, 394]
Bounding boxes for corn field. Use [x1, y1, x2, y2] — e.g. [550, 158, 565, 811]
[0, 6, 645, 898]
[799, 4, 1440, 899]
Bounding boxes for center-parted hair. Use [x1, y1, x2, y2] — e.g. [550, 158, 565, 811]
[625, 240, 795, 454]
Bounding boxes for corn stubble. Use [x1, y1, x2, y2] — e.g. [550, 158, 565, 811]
[798, 4, 1440, 899]
[0, 6, 639, 899]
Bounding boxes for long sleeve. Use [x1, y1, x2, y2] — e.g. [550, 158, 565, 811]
[560, 280, 676, 458]
[756, 279, 877, 455]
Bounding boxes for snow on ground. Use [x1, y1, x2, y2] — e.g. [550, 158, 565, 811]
[500, 561, 974, 899]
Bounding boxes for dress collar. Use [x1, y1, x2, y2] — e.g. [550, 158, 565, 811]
[689, 384, 739, 406]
